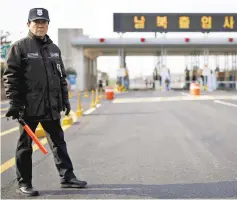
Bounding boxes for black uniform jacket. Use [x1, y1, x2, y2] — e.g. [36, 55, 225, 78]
[3, 31, 69, 121]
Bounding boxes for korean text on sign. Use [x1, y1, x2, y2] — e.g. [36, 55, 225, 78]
[179, 16, 190, 29]
[156, 16, 168, 29]
[134, 16, 145, 29]
[223, 16, 235, 29]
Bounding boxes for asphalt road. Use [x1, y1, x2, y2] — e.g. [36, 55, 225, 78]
[0, 92, 91, 187]
[1, 90, 237, 199]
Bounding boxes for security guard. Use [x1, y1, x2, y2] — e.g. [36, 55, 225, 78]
[3, 8, 87, 196]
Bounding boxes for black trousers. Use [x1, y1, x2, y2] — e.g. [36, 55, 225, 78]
[16, 119, 76, 187]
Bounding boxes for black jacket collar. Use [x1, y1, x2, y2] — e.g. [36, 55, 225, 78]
[28, 31, 53, 45]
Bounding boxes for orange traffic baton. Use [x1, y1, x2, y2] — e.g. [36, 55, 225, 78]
[18, 118, 48, 155]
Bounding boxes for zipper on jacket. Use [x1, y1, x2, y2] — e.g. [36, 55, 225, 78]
[40, 46, 53, 119]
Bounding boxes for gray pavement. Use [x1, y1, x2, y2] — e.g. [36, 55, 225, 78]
[1, 90, 237, 198]
[1, 93, 91, 188]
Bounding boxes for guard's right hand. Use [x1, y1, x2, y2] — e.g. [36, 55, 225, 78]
[5, 104, 22, 120]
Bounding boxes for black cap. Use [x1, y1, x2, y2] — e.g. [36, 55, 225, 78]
[28, 8, 50, 22]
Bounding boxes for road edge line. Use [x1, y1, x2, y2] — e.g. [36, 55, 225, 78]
[0, 105, 102, 174]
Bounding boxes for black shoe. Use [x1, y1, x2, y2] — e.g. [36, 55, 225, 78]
[16, 186, 39, 196]
[61, 178, 87, 188]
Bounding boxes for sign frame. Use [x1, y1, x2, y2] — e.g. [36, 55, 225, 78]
[113, 13, 237, 33]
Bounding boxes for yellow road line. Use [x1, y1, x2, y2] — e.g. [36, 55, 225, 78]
[0, 111, 77, 174]
[0, 158, 15, 174]
[1, 125, 72, 174]
[0, 127, 19, 137]
[0, 111, 77, 138]
[0, 107, 8, 111]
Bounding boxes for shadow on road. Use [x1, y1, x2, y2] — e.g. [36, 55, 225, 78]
[39, 181, 237, 198]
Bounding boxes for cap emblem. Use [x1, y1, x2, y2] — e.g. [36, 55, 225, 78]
[37, 9, 43, 16]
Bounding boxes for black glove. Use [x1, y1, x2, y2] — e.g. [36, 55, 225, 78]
[5, 103, 23, 120]
[63, 99, 71, 116]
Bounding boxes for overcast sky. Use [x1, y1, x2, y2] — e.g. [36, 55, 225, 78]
[1, 0, 237, 78]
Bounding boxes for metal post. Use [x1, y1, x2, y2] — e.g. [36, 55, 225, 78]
[196, 53, 201, 86]
[203, 48, 209, 87]
[196, 52, 200, 68]
[161, 48, 167, 67]
[190, 52, 195, 71]
[214, 55, 220, 90]
[232, 51, 236, 75]
[185, 53, 189, 69]
[203, 48, 209, 66]
[232, 51, 237, 89]
[215, 55, 219, 69]
[224, 52, 229, 89]
[224, 52, 228, 72]
[184, 52, 190, 89]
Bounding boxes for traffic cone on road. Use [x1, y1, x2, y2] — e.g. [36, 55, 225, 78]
[95, 89, 100, 104]
[90, 90, 96, 108]
[99, 88, 103, 99]
[84, 90, 89, 98]
[76, 93, 83, 117]
[35, 123, 46, 138]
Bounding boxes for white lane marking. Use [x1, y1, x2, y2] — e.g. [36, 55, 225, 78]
[112, 95, 237, 104]
[213, 100, 237, 108]
[181, 92, 190, 96]
[69, 110, 78, 122]
[96, 104, 101, 108]
[83, 108, 96, 115]
[83, 104, 101, 115]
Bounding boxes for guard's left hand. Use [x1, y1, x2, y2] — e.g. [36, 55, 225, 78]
[63, 99, 71, 115]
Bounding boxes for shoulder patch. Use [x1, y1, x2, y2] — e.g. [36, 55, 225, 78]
[27, 52, 41, 58]
[49, 52, 59, 58]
